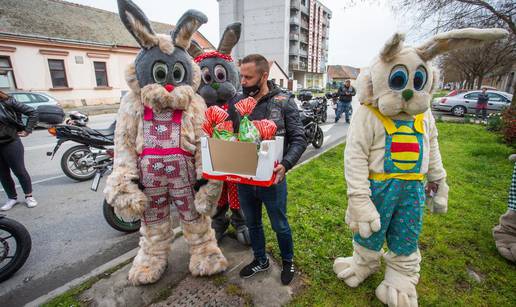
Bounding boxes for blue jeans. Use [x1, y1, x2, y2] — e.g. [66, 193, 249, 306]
[335, 101, 351, 122]
[237, 179, 293, 263]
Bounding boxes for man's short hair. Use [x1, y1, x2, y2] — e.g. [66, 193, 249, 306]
[241, 54, 270, 75]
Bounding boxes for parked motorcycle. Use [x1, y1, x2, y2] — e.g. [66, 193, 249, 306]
[301, 97, 328, 123]
[0, 215, 31, 282]
[299, 109, 324, 148]
[326, 92, 353, 117]
[46, 120, 115, 181]
[90, 157, 141, 233]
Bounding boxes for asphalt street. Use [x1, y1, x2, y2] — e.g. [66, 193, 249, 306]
[0, 100, 352, 306]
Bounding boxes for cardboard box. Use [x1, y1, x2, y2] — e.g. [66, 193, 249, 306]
[201, 136, 284, 187]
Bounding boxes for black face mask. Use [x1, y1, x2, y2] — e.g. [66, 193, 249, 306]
[242, 83, 261, 97]
[242, 75, 263, 97]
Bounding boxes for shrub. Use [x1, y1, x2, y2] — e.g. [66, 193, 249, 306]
[501, 107, 516, 146]
[486, 112, 503, 132]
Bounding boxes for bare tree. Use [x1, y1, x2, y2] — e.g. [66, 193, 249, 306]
[392, 0, 515, 35]
[440, 38, 516, 89]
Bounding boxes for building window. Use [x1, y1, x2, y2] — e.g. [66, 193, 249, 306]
[0, 56, 17, 90]
[48, 59, 68, 88]
[94, 61, 109, 87]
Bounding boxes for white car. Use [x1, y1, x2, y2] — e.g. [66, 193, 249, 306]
[432, 90, 513, 117]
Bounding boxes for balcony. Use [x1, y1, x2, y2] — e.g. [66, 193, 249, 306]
[301, 4, 309, 15]
[300, 34, 308, 44]
[290, 0, 300, 10]
[301, 19, 309, 29]
[299, 49, 308, 57]
[290, 61, 308, 71]
[289, 33, 299, 41]
[289, 46, 300, 55]
[290, 17, 299, 25]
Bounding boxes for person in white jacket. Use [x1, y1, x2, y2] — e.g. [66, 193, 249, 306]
[333, 28, 508, 307]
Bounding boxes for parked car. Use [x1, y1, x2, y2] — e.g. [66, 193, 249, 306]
[432, 90, 513, 117]
[6, 91, 61, 108]
[6, 91, 64, 126]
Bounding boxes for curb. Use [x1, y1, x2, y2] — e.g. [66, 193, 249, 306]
[27, 227, 182, 307]
[27, 139, 347, 306]
[292, 138, 345, 170]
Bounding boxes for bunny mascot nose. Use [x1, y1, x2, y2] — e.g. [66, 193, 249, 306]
[164, 84, 175, 92]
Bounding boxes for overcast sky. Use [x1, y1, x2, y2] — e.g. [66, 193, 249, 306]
[68, 0, 413, 68]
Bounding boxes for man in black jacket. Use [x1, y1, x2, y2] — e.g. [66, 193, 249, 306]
[0, 90, 38, 210]
[335, 80, 355, 123]
[236, 54, 307, 285]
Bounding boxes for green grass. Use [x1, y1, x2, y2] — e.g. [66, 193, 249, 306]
[433, 90, 450, 99]
[261, 123, 515, 306]
[42, 259, 133, 307]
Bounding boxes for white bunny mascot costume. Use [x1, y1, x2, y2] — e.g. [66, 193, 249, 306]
[333, 28, 508, 307]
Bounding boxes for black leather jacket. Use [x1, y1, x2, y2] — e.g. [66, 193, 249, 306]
[230, 82, 308, 172]
[0, 96, 38, 143]
[337, 85, 356, 102]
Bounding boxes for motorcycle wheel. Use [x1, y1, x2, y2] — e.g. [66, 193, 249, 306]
[0, 217, 32, 282]
[61, 145, 97, 181]
[103, 200, 141, 233]
[321, 110, 328, 123]
[312, 126, 324, 149]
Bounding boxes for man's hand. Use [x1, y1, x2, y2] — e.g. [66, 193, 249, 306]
[17, 131, 29, 137]
[273, 164, 286, 184]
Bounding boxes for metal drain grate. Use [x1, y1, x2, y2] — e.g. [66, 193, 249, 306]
[151, 276, 246, 307]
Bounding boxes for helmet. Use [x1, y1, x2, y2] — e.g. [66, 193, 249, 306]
[68, 111, 89, 126]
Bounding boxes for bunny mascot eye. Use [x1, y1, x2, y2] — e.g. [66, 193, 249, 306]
[201, 67, 212, 84]
[172, 62, 186, 83]
[413, 66, 427, 91]
[388, 65, 408, 90]
[152, 62, 168, 84]
[213, 65, 227, 83]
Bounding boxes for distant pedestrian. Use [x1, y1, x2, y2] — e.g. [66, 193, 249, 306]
[476, 87, 489, 121]
[335, 80, 355, 123]
[0, 90, 38, 210]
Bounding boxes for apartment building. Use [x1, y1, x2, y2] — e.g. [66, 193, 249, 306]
[218, 0, 331, 90]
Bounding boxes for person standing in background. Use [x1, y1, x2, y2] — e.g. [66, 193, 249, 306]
[476, 87, 489, 121]
[0, 90, 38, 210]
[335, 80, 356, 123]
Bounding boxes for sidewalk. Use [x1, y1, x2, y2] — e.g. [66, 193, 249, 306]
[64, 103, 120, 116]
[33, 235, 304, 307]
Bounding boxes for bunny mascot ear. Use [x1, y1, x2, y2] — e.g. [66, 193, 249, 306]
[379, 32, 405, 62]
[117, 0, 158, 49]
[416, 28, 509, 61]
[218, 22, 242, 55]
[171, 10, 208, 50]
[188, 40, 204, 59]
[357, 68, 374, 105]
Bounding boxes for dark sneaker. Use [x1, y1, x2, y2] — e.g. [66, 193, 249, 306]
[239, 258, 270, 279]
[281, 260, 295, 285]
